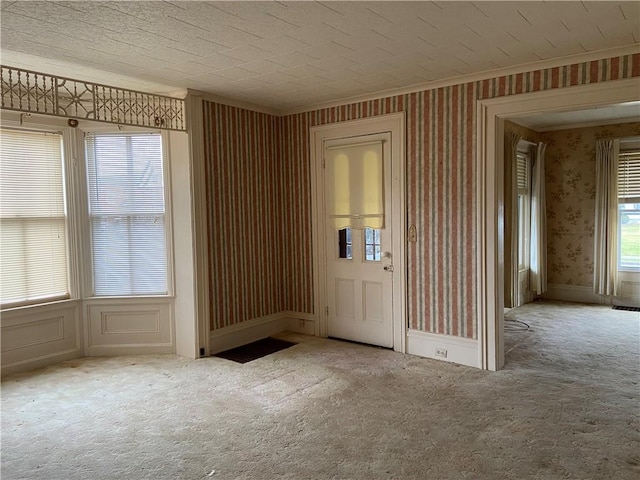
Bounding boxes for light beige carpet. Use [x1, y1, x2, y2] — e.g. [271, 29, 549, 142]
[1, 300, 639, 479]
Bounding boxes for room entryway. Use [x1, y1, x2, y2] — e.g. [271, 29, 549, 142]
[310, 113, 406, 352]
[324, 134, 394, 347]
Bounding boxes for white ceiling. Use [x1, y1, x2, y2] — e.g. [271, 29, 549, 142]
[1, 1, 639, 113]
[512, 101, 640, 131]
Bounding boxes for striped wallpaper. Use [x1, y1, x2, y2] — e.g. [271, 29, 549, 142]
[202, 102, 284, 330]
[204, 52, 640, 336]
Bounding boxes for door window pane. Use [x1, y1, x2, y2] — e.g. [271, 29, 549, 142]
[338, 228, 352, 259]
[365, 228, 381, 261]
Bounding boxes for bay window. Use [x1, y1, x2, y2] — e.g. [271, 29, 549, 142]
[1, 121, 171, 311]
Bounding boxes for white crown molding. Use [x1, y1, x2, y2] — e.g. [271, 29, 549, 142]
[187, 88, 281, 116]
[194, 43, 639, 117]
[281, 43, 640, 116]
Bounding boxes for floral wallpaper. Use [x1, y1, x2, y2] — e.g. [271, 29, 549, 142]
[542, 122, 640, 287]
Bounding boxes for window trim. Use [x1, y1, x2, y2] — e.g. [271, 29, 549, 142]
[0, 113, 175, 313]
[617, 140, 640, 273]
[80, 126, 174, 299]
[0, 119, 80, 309]
[516, 145, 531, 272]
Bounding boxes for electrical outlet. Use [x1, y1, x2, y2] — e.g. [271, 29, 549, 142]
[299, 319, 305, 328]
[435, 348, 447, 358]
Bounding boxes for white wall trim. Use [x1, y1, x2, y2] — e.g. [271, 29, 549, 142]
[477, 76, 640, 371]
[282, 44, 640, 116]
[209, 311, 314, 354]
[84, 298, 174, 356]
[1, 301, 83, 377]
[187, 45, 639, 117]
[186, 92, 211, 358]
[542, 284, 605, 305]
[406, 330, 480, 369]
[187, 88, 279, 116]
[309, 112, 407, 353]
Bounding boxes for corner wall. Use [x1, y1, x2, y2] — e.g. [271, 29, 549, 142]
[202, 102, 284, 330]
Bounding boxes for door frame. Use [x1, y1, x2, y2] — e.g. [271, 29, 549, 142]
[310, 112, 407, 353]
[476, 76, 640, 371]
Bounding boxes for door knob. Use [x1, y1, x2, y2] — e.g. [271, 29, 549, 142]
[383, 265, 394, 272]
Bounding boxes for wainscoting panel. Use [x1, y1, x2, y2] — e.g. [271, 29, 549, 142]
[618, 279, 640, 307]
[85, 299, 173, 356]
[542, 283, 605, 304]
[1, 301, 82, 376]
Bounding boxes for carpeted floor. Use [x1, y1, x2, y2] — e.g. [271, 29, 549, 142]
[1, 300, 639, 479]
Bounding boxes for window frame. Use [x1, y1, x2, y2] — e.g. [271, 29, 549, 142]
[1, 115, 175, 313]
[616, 140, 640, 273]
[0, 117, 81, 310]
[80, 126, 174, 299]
[516, 146, 531, 272]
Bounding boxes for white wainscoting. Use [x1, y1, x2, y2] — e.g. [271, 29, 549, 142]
[1, 300, 83, 376]
[616, 271, 640, 307]
[534, 280, 640, 308]
[84, 298, 174, 356]
[209, 311, 315, 354]
[541, 283, 605, 305]
[406, 329, 480, 368]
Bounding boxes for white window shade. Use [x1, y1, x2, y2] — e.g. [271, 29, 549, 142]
[0, 129, 69, 306]
[86, 133, 167, 296]
[618, 150, 640, 203]
[326, 141, 384, 229]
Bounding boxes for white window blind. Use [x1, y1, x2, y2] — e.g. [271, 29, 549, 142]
[85, 133, 167, 296]
[1, 129, 69, 306]
[516, 151, 529, 194]
[618, 150, 640, 203]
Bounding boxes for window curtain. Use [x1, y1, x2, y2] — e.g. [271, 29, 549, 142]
[504, 132, 521, 308]
[530, 142, 547, 295]
[593, 139, 620, 296]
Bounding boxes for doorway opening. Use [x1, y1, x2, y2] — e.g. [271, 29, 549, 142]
[477, 77, 640, 370]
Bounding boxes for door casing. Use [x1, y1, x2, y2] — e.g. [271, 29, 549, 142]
[310, 112, 407, 352]
[476, 76, 640, 371]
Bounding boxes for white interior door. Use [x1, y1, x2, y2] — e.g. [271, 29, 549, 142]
[324, 133, 394, 348]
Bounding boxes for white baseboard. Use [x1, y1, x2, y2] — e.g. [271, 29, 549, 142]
[209, 311, 315, 354]
[541, 283, 605, 305]
[283, 311, 316, 335]
[406, 329, 479, 368]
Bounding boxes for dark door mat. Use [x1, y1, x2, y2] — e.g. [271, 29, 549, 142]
[213, 337, 297, 364]
[612, 305, 640, 312]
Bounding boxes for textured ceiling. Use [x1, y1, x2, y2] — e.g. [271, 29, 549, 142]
[1, 1, 639, 113]
[512, 102, 640, 131]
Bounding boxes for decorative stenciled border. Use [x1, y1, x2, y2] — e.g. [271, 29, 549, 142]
[1, 65, 185, 131]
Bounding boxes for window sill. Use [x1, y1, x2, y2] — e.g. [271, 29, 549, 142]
[1, 297, 79, 314]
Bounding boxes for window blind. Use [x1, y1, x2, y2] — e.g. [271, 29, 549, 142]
[618, 150, 640, 203]
[85, 133, 167, 296]
[516, 152, 529, 194]
[0, 129, 69, 306]
[326, 141, 384, 229]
